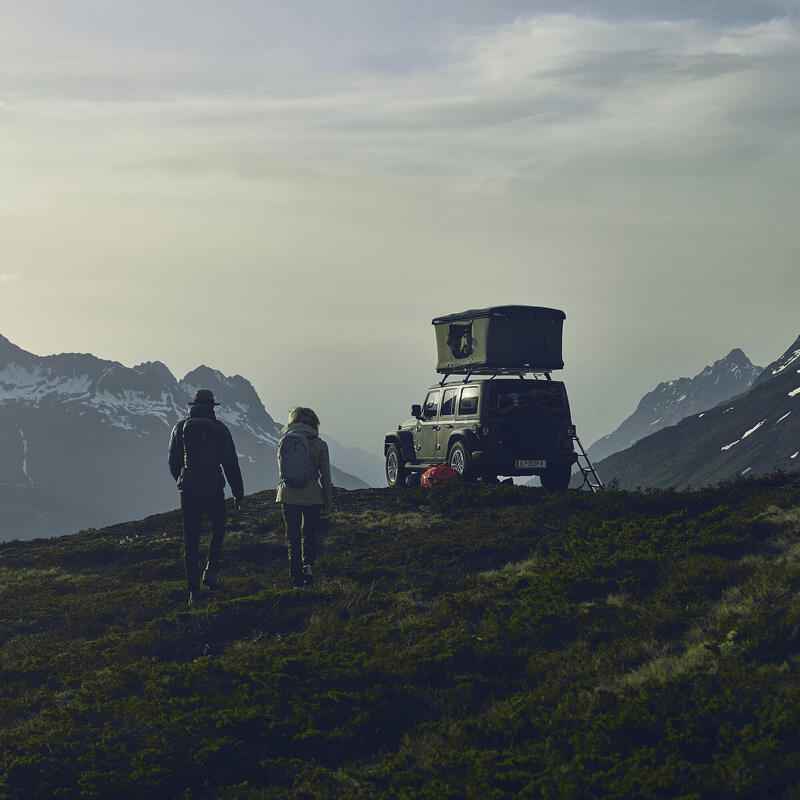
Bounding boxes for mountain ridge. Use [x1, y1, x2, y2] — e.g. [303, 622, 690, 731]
[593, 334, 800, 488]
[587, 348, 763, 465]
[752, 333, 800, 389]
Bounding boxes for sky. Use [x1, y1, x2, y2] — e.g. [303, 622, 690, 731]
[1, 0, 799, 457]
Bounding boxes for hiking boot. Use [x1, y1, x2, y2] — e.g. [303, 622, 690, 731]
[202, 567, 220, 590]
[303, 564, 314, 586]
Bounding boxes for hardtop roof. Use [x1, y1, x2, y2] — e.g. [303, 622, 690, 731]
[431, 305, 566, 325]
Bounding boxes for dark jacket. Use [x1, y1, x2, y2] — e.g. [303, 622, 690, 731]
[169, 405, 244, 500]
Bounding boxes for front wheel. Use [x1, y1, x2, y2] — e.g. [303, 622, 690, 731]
[385, 444, 408, 488]
[540, 463, 571, 492]
[448, 441, 474, 481]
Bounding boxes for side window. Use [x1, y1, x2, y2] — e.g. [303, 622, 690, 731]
[458, 386, 480, 416]
[440, 388, 458, 417]
[423, 390, 441, 419]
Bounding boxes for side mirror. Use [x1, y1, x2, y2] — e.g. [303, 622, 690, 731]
[411, 404, 422, 419]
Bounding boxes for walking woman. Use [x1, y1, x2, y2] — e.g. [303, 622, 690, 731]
[276, 407, 333, 586]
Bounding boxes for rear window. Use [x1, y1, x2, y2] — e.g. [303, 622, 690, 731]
[486, 381, 568, 415]
[458, 386, 480, 416]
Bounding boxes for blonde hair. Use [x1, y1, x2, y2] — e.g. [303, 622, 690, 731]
[286, 406, 320, 431]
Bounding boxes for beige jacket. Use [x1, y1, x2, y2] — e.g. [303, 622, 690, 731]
[276, 425, 333, 513]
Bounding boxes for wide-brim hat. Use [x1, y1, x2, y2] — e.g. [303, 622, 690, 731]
[188, 388, 220, 406]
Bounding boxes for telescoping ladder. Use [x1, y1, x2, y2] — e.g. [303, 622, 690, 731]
[573, 434, 604, 492]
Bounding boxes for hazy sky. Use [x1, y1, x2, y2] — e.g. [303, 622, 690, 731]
[2, 0, 799, 456]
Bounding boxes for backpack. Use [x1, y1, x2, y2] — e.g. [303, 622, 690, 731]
[419, 464, 459, 488]
[182, 417, 218, 476]
[278, 432, 312, 489]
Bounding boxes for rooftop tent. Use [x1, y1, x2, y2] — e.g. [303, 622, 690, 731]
[432, 305, 566, 374]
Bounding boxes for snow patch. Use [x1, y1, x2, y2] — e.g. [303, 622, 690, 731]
[677, 395, 687, 402]
[0, 365, 95, 403]
[742, 420, 767, 439]
[792, 452, 799, 459]
[741, 467, 752, 475]
[776, 412, 792, 424]
[771, 348, 800, 376]
[88, 389, 184, 429]
[650, 419, 661, 426]
[721, 419, 766, 452]
[789, 387, 800, 398]
[723, 407, 734, 413]
[18, 428, 33, 484]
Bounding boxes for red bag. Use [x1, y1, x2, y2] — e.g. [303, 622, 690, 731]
[419, 464, 459, 487]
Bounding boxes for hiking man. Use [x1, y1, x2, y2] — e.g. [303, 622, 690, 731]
[169, 388, 244, 606]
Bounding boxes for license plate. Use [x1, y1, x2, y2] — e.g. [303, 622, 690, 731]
[515, 459, 546, 469]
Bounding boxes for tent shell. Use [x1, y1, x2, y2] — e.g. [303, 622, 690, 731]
[432, 305, 566, 374]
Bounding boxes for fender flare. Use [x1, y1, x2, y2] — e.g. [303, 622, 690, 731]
[385, 431, 415, 464]
[445, 429, 479, 459]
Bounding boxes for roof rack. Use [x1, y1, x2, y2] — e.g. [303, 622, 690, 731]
[438, 367, 552, 386]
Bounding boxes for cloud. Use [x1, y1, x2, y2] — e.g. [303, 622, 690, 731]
[5, 9, 800, 169]
[5, 10, 800, 223]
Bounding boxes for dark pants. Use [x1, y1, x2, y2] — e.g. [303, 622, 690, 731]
[181, 489, 226, 593]
[282, 504, 321, 585]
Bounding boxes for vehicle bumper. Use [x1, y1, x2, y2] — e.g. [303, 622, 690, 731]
[471, 448, 577, 475]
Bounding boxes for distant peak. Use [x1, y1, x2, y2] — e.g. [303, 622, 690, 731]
[721, 348, 751, 365]
[181, 365, 227, 386]
[0, 332, 37, 365]
[133, 360, 178, 384]
[181, 365, 255, 390]
[699, 348, 761, 379]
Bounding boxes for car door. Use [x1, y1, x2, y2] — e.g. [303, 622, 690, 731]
[436, 387, 459, 458]
[415, 389, 441, 462]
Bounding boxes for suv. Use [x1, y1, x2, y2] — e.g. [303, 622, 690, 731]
[384, 376, 577, 490]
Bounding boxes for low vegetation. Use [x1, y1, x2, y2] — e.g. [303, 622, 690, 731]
[2, 475, 800, 798]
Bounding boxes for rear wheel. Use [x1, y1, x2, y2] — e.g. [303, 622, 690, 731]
[385, 444, 408, 488]
[540, 463, 571, 492]
[448, 441, 474, 481]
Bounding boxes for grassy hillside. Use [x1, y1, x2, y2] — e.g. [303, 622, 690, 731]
[2, 477, 800, 798]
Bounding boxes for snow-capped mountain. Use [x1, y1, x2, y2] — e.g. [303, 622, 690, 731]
[587, 349, 763, 465]
[593, 335, 800, 489]
[0, 334, 367, 541]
